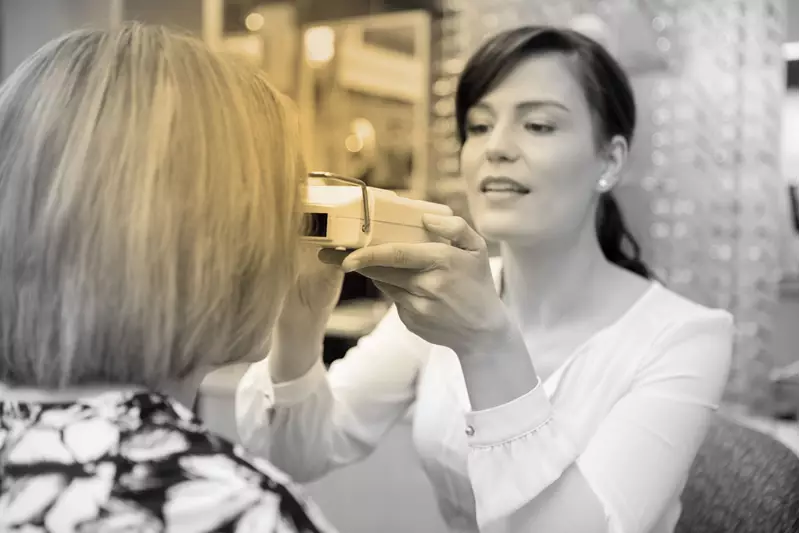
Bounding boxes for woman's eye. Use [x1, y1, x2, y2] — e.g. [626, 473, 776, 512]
[466, 123, 490, 135]
[524, 122, 555, 134]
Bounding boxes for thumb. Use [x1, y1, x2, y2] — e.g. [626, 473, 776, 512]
[422, 214, 484, 252]
[296, 244, 339, 278]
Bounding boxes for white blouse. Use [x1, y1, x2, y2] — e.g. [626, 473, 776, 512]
[236, 259, 734, 533]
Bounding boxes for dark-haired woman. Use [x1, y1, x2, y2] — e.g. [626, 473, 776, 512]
[237, 26, 734, 533]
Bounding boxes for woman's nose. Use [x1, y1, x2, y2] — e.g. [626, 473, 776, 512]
[484, 127, 519, 163]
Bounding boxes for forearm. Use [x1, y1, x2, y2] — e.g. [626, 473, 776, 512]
[463, 315, 734, 531]
[462, 370, 579, 529]
[458, 323, 539, 411]
[238, 309, 423, 482]
[236, 357, 342, 482]
[269, 322, 326, 384]
[507, 463, 607, 533]
[267, 374, 343, 483]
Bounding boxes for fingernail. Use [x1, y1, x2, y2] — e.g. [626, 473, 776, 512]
[421, 214, 441, 226]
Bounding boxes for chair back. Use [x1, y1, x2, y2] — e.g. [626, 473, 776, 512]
[676, 414, 799, 533]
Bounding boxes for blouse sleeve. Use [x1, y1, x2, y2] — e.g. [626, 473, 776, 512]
[464, 311, 734, 532]
[236, 305, 431, 483]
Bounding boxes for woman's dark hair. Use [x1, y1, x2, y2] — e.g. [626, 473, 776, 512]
[455, 25, 652, 279]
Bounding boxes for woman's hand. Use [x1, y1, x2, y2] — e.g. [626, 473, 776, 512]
[270, 244, 344, 383]
[320, 214, 538, 411]
[276, 244, 344, 339]
[320, 214, 511, 359]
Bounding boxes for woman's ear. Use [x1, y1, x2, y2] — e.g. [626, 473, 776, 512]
[595, 134, 628, 193]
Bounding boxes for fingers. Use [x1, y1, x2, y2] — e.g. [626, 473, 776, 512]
[372, 281, 432, 316]
[318, 248, 352, 266]
[355, 266, 409, 288]
[422, 214, 485, 252]
[318, 246, 434, 293]
[371, 279, 406, 300]
[355, 266, 447, 297]
[341, 242, 448, 272]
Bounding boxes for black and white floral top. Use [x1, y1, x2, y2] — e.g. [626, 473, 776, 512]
[0, 391, 337, 532]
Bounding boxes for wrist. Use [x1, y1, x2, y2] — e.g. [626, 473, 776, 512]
[456, 316, 539, 412]
[269, 324, 326, 384]
[273, 325, 326, 357]
[456, 311, 519, 363]
[275, 314, 327, 343]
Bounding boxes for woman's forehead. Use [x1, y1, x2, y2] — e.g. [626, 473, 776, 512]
[473, 53, 587, 113]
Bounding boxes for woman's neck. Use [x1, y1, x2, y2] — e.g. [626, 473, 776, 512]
[500, 223, 610, 331]
[0, 372, 207, 409]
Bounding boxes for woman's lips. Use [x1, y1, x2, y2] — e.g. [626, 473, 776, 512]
[479, 176, 531, 194]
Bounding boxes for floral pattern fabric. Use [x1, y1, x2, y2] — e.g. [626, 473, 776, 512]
[0, 392, 337, 532]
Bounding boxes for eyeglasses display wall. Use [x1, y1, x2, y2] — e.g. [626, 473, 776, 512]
[430, 0, 788, 413]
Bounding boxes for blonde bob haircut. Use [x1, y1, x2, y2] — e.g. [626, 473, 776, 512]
[0, 23, 305, 388]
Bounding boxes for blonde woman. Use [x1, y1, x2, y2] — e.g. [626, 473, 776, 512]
[0, 24, 335, 532]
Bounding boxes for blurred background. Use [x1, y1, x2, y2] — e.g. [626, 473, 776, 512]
[1, 1, 796, 531]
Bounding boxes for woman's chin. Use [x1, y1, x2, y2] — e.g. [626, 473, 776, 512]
[475, 219, 542, 244]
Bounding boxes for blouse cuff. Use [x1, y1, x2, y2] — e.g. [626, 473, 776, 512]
[464, 378, 552, 447]
[271, 358, 328, 406]
[464, 381, 579, 528]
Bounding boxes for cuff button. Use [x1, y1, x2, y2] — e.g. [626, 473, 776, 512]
[465, 425, 475, 437]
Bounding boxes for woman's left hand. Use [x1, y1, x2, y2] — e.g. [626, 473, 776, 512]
[319, 214, 511, 359]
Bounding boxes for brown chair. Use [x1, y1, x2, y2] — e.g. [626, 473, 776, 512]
[676, 414, 799, 533]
